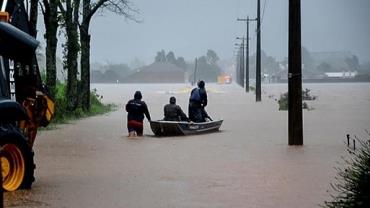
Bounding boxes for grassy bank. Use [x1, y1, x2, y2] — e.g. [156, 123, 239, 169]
[51, 84, 115, 124]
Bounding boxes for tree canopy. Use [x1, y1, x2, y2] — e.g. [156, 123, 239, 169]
[154, 50, 187, 70]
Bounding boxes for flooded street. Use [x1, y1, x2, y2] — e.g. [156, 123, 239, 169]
[5, 83, 370, 208]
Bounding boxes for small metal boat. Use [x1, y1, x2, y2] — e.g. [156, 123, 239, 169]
[150, 120, 223, 136]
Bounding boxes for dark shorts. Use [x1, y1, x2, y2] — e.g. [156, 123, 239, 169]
[127, 120, 143, 136]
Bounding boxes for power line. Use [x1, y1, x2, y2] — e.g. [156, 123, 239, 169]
[254, 0, 268, 37]
[261, 0, 268, 25]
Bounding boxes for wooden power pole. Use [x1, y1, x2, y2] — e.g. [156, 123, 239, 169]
[288, 0, 303, 145]
[240, 38, 245, 88]
[235, 50, 240, 86]
[246, 17, 250, 92]
[193, 57, 198, 86]
[256, 0, 262, 102]
[237, 17, 257, 93]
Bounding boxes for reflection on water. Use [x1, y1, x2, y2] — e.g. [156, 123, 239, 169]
[4, 82, 370, 208]
[5, 189, 50, 207]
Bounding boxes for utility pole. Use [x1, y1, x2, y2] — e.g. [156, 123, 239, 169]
[235, 43, 244, 87]
[235, 48, 240, 86]
[239, 45, 243, 86]
[246, 17, 257, 93]
[241, 38, 245, 88]
[288, 0, 303, 145]
[236, 38, 245, 88]
[237, 17, 256, 93]
[256, 0, 262, 102]
[193, 57, 198, 86]
[246, 17, 250, 92]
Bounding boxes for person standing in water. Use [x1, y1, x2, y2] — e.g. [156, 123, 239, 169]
[188, 80, 211, 122]
[125, 91, 151, 137]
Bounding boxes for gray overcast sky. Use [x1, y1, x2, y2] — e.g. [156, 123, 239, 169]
[40, 0, 370, 64]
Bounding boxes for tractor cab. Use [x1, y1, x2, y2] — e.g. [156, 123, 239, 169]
[0, 0, 54, 191]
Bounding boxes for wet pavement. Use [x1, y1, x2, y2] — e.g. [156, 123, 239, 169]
[4, 83, 370, 207]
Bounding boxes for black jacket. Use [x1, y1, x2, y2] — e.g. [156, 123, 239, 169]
[189, 87, 207, 107]
[126, 99, 151, 122]
[164, 104, 189, 121]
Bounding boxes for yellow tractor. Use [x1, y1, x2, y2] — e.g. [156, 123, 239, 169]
[0, 0, 54, 191]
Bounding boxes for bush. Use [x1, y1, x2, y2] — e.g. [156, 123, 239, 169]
[278, 92, 288, 110]
[302, 88, 317, 100]
[51, 83, 113, 124]
[89, 88, 113, 116]
[277, 89, 316, 111]
[322, 133, 370, 208]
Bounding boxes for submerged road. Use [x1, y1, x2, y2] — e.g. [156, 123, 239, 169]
[5, 83, 370, 207]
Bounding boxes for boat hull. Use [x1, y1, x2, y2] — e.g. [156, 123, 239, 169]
[150, 120, 223, 136]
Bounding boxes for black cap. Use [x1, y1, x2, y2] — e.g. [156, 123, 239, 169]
[169, 96, 176, 104]
[134, 91, 142, 100]
[197, 80, 205, 88]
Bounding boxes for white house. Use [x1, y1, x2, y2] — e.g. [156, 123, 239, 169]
[325, 71, 358, 78]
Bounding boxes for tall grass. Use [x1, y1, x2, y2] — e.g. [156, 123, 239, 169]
[322, 133, 370, 207]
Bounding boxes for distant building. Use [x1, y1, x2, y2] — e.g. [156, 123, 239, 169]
[270, 50, 363, 83]
[123, 62, 185, 83]
[270, 69, 325, 82]
[325, 71, 358, 78]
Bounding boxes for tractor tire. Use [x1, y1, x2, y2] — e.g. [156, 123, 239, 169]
[0, 125, 35, 191]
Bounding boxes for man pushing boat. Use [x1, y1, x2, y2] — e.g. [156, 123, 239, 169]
[125, 91, 151, 137]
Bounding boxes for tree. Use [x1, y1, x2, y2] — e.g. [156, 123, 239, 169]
[206, 49, 219, 65]
[79, 0, 138, 111]
[59, 0, 80, 111]
[359, 62, 370, 75]
[30, 1, 59, 96]
[91, 63, 132, 83]
[316, 62, 332, 72]
[130, 57, 145, 69]
[155, 50, 166, 62]
[302, 46, 314, 71]
[175, 57, 186, 70]
[190, 53, 221, 82]
[166, 51, 176, 65]
[249, 50, 279, 77]
[345, 55, 360, 71]
[79, 0, 92, 111]
[263, 55, 279, 75]
[29, 0, 39, 37]
[40, 0, 59, 98]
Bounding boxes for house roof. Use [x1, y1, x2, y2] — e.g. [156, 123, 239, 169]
[123, 62, 185, 83]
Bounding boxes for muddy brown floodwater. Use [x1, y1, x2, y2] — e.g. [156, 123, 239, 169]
[4, 83, 370, 208]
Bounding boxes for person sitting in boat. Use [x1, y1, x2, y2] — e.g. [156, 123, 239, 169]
[188, 80, 212, 122]
[164, 96, 190, 122]
[125, 91, 151, 137]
